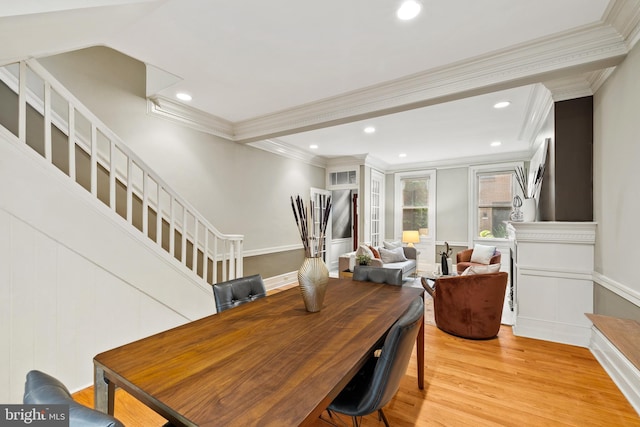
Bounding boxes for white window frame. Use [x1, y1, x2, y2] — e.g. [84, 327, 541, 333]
[394, 170, 436, 243]
[468, 162, 523, 245]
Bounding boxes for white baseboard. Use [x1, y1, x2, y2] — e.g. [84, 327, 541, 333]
[263, 271, 298, 291]
[589, 327, 640, 416]
[512, 317, 591, 348]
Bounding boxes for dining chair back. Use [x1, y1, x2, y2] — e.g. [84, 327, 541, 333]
[212, 274, 267, 312]
[23, 370, 125, 427]
[327, 296, 424, 426]
[352, 265, 403, 286]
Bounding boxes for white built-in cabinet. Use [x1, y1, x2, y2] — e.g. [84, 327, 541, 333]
[508, 221, 596, 347]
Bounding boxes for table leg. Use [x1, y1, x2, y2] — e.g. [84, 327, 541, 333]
[416, 293, 425, 389]
[94, 365, 115, 415]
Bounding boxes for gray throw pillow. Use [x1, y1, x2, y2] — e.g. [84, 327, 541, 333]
[379, 246, 407, 263]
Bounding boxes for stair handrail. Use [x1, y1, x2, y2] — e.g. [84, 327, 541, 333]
[0, 59, 243, 285]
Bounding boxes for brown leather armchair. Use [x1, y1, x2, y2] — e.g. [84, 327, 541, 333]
[422, 272, 508, 339]
[456, 248, 501, 274]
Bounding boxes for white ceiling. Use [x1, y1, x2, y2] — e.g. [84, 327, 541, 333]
[1, 0, 636, 168]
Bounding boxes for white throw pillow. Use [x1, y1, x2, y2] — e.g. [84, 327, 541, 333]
[462, 263, 501, 275]
[382, 240, 402, 250]
[470, 244, 496, 265]
[356, 245, 374, 259]
[379, 246, 407, 264]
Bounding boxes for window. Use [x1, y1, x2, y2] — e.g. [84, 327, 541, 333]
[475, 170, 515, 239]
[395, 171, 435, 239]
[329, 170, 357, 186]
[402, 177, 430, 235]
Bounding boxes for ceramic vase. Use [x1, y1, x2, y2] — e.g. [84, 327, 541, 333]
[297, 257, 329, 312]
[522, 197, 536, 222]
[440, 252, 449, 275]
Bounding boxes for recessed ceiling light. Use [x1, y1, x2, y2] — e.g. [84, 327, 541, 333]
[309, 144, 318, 149]
[397, 0, 422, 20]
[176, 92, 192, 101]
[494, 101, 510, 109]
[491, 141, 502, 147]
[364, 126, 376, 134]
[399, 153, 407, 158]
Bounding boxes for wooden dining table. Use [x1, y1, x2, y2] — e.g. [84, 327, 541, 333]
[93, 278, 424, 426]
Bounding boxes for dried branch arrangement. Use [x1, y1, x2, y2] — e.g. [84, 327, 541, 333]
[515, 164, 545, 199]
[290, 194, 332, 258]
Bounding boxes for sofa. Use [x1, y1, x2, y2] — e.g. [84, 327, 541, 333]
[339, 243, 417, 279]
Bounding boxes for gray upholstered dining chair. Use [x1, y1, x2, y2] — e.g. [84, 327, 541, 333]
[212, 274, 267, 312]
[23, 370, 125, 427]
[326, 296, 424, 427]
[352, 265, 403, 286]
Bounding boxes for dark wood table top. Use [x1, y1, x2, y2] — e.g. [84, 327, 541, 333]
[94, 278, 424, 426]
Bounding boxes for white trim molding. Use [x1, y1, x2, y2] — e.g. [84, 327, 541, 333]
[263, 271, 299, 292]
[593, 271, 640, 308]
[589, 327, 640, 415]
[147, 19, 633, 148]
[508, 221, 597, 244]
[147, 95, 234, 140]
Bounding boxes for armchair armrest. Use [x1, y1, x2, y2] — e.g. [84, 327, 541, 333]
[456, 248, 473, 263]
[403, 246, 417, 260]
[369, 258, 384, 267]
[338, 252, 355, 272]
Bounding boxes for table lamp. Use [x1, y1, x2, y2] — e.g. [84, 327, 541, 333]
[402, 230, 420, 247]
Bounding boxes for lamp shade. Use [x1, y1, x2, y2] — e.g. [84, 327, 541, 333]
[402, 230, 420, 246]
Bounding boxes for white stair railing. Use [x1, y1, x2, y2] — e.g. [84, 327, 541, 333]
[0, 59, 243, 285]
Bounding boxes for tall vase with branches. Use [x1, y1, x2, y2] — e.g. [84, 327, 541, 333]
[291, 194, 332, 312]
[515, 164, 545, 221]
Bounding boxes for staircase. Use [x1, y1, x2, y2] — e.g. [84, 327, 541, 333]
[0, 59, 243, 286]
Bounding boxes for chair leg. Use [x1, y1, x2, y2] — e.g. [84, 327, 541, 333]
[352, 415, 360, 427]
[378, 409, 390, 427]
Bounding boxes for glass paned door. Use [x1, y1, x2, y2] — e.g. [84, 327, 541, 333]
[370, 170, 384, 247]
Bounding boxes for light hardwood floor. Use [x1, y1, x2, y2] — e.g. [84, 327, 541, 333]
[74, 289, 640, 426]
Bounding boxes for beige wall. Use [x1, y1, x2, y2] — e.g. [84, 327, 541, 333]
[593, 39, 640, 320]
[37, 47, 325, 272]
[436, 167, 468, 243]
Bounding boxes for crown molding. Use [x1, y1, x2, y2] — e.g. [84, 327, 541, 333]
[145, 9, 640, 169]
[588, 67, 617, 93]
[149, 21, 628, 145]
[147, 95, 234, 140]
[518, 84, 553, 145]
[543, 75, 595, 102]
[604, 0, 640, 49]
[385, 149, 533, 173]
[230, 22, 628, 143]
[362, 155, 389, 172]
[247, 138, 327, 168]
[325, 154, 368, 168]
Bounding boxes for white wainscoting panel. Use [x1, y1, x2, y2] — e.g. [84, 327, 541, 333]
[508, 221, 596, 347]
[0, 134, 216, 402]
